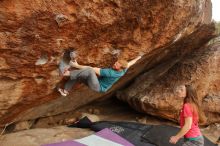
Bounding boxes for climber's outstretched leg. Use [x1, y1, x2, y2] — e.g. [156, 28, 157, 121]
[58, 68, 100, 96]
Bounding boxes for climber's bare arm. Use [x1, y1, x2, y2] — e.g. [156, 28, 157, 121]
[92, 67, 101, 76]
[69, 60, 89, 69]
[69, 61, 101, 75]
[127, 56, 142, 68]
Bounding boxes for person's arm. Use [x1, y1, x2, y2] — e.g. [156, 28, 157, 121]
[69, 60, 101, 75]
[69, 60, 90, 69]
[93, 67, 101, 76]
[127, 56, 142, 68]
[169, 117, 192, 144]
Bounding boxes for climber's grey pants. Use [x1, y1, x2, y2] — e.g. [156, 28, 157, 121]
[182, 137, 204, 146]
[64, 68, 100, 92]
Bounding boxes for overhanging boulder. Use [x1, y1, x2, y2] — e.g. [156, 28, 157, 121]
[117, 40, 220, 125]
[0, 0, 214, 125]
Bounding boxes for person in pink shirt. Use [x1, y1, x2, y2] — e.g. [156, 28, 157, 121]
[169, 85, 206, 146]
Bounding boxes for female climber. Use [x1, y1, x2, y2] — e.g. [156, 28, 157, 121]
[58, 48, 142, 96]
[169, 85, 206, 146]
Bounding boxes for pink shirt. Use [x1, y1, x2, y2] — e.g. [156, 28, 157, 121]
[180, 103, 202, 138]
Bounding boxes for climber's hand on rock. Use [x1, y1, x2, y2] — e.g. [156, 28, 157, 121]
[64, 67, 70, 73]
[59, 67, 69, 76]
[63, 70, 70, 76]
[69, 60, 79, 68]
[137, 55, 142, 60]
[139, 52, 144, 57]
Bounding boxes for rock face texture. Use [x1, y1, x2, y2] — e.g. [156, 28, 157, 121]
[0, 0, 215, 126]
[117, 41, 220, 125]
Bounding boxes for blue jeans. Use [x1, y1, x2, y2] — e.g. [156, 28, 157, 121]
[64, 68, 100, 92]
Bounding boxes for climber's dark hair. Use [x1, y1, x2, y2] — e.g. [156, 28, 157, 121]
[63, 47, 75, 63]
[184, 85, 207, 124]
